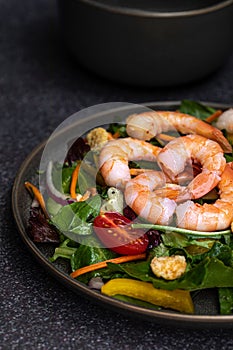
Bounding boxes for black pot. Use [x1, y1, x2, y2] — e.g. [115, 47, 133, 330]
[57, 0, 233, 86]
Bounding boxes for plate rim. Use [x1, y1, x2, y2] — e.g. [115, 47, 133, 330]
[76, 0, 233, 19]
[12, 100, 233, 328]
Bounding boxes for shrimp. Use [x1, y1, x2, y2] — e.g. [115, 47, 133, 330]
[157, 134, 226, 200]
[124, 171, 178, 225]
[126, 110, 232, 153]
[215, 108, 233, 133]
[99, 137, 161, 189]
[176, 163, 233, 231]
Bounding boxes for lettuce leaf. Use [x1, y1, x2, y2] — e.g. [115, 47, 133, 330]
[107, 257, 233, 291]
[28, 208, 60, 243]
[51, 195, 101, 238]
[71, 236, 119, 284]
[218, 288, 233, 314]
[179, 100, 216, 120]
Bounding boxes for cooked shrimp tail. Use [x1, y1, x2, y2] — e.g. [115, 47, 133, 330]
[215, 108, 233, 134]
[157, 134, 226, 200]
[126, 111, 232, 153]
[176, 163, 233, 231]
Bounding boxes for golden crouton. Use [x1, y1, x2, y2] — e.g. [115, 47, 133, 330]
[150, 255, 187, 280]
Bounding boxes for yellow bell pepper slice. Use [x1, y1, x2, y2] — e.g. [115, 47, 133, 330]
[101, 278, 194, 314]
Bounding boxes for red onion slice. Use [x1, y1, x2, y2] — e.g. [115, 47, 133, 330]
[88, 277, 104, 290]
[46, 161, 74, 205]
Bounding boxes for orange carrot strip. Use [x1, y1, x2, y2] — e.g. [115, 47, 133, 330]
[112, 131, 121, 139]
[205, 110, 222, 123]
[156, 133, 176, 142]
[130, 168, 155, 176]
[70, 163, 81, 199]
[153, 187, 182, 200]
[107, 132, 114, 140]
[79, 190, 91, 202]
[24, 181, 49, 219]
[70, 253, 146, 278]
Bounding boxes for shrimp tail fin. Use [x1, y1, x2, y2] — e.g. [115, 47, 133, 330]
[183, 172, 220, 200]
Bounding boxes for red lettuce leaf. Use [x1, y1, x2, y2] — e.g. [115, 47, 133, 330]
[28, 208, 60, 243]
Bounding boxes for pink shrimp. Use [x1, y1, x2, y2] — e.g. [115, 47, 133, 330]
[124, 171, 178, 225]
[157, 134, 226, 200]
[126, 110, 231, 153]
[215, 108, 233, 133]
[176, 163, 233, 231]
[99, 137, 161, 189]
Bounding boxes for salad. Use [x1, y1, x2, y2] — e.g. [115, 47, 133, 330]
[25, 100, 233, 315]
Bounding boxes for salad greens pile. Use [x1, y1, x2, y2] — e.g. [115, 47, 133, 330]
[27, 100, 233, 315]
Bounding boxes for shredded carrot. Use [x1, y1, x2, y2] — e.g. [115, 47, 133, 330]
[156, 133, 176, 142]
[205, 110, 222, 123]
[79, 190, 91, 202]
[130, 168, 154, 176]
[70, 253, 146, 278]
[153, 187, 182, 200]
[70, 163, 81, 199]
[107, 132, 114, 140]
[112, 131, 121, 139]
[24, 181, 49, 218]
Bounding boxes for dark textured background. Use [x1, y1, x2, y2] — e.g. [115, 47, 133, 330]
[1, 0, 233, 349]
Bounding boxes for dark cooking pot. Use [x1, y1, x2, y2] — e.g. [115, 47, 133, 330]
[57, 0, 233, 86]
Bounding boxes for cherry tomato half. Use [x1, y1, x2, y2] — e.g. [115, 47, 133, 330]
[93, 212, 149, 255]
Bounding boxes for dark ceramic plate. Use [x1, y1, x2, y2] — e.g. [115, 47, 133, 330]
[12, 101, 233, 328]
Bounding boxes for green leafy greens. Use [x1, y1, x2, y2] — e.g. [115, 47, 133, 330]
[37, 103, 233, 315]
[179, 100, 216, 120]
[51, 195, 101, 238]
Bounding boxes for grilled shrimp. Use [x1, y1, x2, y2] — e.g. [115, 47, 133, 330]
[215, 108, 233, 133]
[157, 134, 226, 200]
[176, 163, 233, 231]
[99, 137, 161, 189]
[124, 171, 178, 225]
[126, 110, 232, 153]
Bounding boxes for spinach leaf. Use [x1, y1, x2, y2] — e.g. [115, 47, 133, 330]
[150, 243, 170, 258]
[62, 163, 96, 194]
[179, 100, 216, 120]
[107, 123, 127, 137]
[107, 257, 233, 291]
[206, 241, 232, 266]
[52, 161, 97, 195]
[49, 162, 76, 194]
[71, 236, 119, 284]
[46, 197, 62, 217]
[129, 160, 160, 171]
[51, 195, 101, 238]
[218, 288, 233, 314]
[62, 166, 76, 193]
[107, 260, 153, 282]
[161, 232, 214, 250]
[71, 237, 118, 270]
[186, 241, 232, 267]
[225, 154, 233, 163]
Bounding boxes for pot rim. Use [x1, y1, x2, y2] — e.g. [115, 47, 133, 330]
[72, 0, 233, 17]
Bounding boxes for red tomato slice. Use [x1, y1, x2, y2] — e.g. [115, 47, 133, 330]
[93, 212, 149, 255]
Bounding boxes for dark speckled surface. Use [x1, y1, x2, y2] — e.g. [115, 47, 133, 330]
[1, 0, 233, 348]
